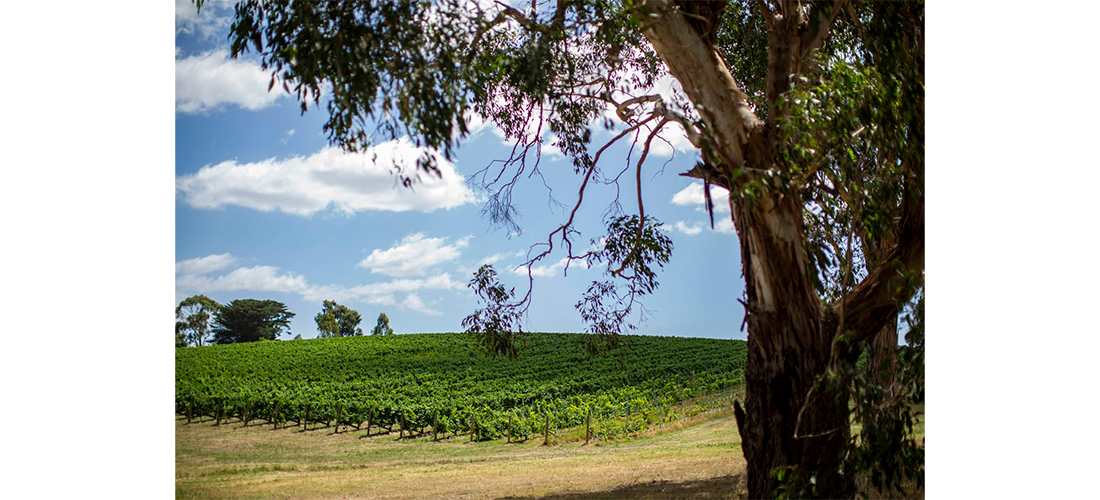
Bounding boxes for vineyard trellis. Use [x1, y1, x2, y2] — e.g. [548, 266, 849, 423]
[177, 333, 747, 442]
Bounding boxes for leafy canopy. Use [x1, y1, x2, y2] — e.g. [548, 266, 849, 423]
[212, 299, 295, 344]
[176, 294, 221, 347]
[314, 300, 365, 338]
[371, 312, 394, 336]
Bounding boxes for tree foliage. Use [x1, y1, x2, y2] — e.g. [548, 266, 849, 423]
[176, 294, 221, 347]
[371, 312, 394, 336]
[462, 265, 523, 359]
[176, 320, 189, 348]
[315, 300, 364, 338]
[212, 299, 295, 344]
[576, 215, 672, 355]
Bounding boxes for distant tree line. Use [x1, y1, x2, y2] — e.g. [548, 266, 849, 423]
[175, 296, 394, 347]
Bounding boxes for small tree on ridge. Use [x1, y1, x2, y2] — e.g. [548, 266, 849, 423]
[371, 313, 394, 336]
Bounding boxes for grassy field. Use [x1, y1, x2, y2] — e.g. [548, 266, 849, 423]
[177, 405, 750, 500]
[177, 400, 924, 500]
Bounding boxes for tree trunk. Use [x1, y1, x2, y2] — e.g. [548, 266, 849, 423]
[636, 1, 920, 497]
[869, 320, 899, 396]
[732, 190, 852, 498]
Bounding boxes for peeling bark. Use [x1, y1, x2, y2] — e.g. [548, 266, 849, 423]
[639, 0, 766, 172]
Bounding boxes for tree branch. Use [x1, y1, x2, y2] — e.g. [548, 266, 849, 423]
[756, 0, 775, 31]
[611, 118, 669, 278]
[830, 161, 923, 343]
[615, 94, 662, 122]
[801, 1, 847, 57]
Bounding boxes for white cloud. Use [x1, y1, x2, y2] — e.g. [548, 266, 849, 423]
[644, 119, 696, 158]
[671, 182, 731, 213]
[176, 139, 477, 216]
[280, 129, 296, 145]
[177, 265, 310, 295]
[670, 221, 704, 236]
[175, 254, 466, 316]
[714, 217, 737, 235]
[175, 253, 236, 275]
[176, 48, 287, 114]
[176, 0, 233, 40]
[670, 182, 739, 235]
[402, 293, 442, 316]
[296, 272, 466, 304]
[514, 257, 590, 278]
[480, 251, 527, 267]
[359, 233, 472, 277]
[664, 217, 736, 236]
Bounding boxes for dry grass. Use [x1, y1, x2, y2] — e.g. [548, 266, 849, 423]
[177, 411, 747, 500]
[178, 404, 923, 499]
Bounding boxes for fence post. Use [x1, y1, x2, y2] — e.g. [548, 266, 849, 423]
[433, 412, 439, 441]
[273, 401, 281, 430]
[585, 406, 591, 444]
[543, 412, 550, 446]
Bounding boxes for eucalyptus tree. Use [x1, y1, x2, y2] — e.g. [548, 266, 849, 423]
[371, 313, 394, 336]
[175, 320, 189, 348]
[195, 0, 923, 497]
[175, 294, 221, 347]
[314, 300, 365, 338]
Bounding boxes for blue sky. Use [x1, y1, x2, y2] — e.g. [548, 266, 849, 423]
[174, 0, 748, 341]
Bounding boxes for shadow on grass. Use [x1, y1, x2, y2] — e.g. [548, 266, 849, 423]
[497, 474, 746, 500]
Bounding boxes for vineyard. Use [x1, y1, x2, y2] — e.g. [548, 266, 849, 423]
[176, 332, 746, 443]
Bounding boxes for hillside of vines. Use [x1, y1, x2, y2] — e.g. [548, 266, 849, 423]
[176, 332, 747, 442]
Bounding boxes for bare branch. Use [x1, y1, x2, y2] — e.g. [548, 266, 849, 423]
[493, 1, 534, 29]
[615, 94, 662, 122]
[610, 118, 669, 277]
[510, 115, 661, 313]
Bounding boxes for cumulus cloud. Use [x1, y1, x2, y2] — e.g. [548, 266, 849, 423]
[514, 257, 591, 278]
[175, 253, 237, 275]
[175, 0, 233, 40]
[176, 139, 477, 216]
[300, 274, 463, 304]
[175, 265, 310, 295]
[477, 252, 515, 266]
[359, 234, 472, 278]
[176, 48, 287, 114]
[663, 217, 736, 236]
[666, 182, 740, 236]
[402, 293, 442, 316]
[671, 181, 732, 213]
[713, 217, 737, 235]
[175, 253, 465, 315]
[669, 221, 705, 236]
